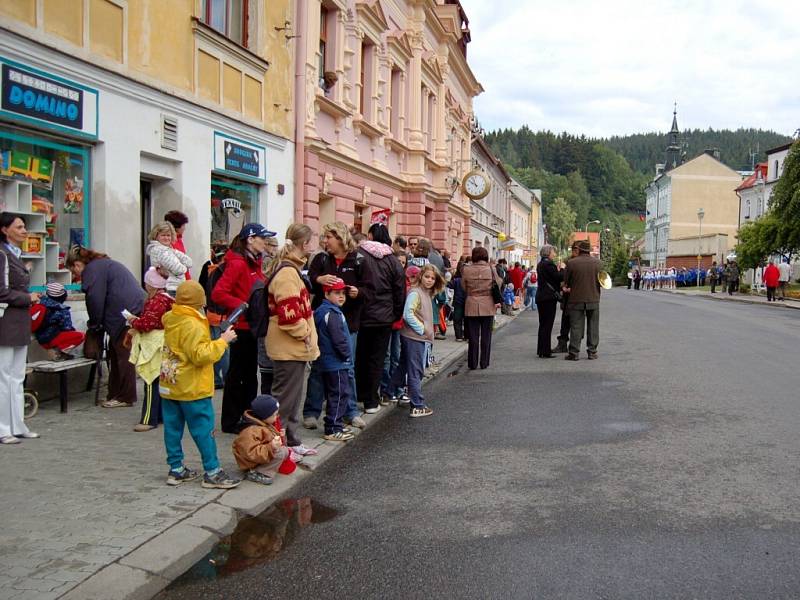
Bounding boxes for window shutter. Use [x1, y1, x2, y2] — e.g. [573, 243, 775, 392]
[161, 115, 178, 151]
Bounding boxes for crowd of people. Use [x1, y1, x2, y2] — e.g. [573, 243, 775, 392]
[0, 210, 520, 487]
[626, 261, 743, 295]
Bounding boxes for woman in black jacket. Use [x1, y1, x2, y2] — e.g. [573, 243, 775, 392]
[304, 222, 367, 428]
[354, 223, 405, 413]
[534, 245, 563, 358]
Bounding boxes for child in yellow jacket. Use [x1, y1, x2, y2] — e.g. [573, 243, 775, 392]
[159, 281, 240, 489]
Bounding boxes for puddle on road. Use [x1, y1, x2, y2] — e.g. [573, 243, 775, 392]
[166, 498, 339, 587]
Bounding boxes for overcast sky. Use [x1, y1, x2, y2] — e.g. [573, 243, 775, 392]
[459, 0, 800, 138]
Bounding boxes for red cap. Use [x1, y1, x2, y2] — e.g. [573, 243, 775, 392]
[323, 277, 346, 293]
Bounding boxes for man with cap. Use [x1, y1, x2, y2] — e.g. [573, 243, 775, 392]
[562, 239, 602, 360]
[32, 282, 85, 359]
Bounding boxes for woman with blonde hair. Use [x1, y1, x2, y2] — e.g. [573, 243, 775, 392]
[146, 221, 192, 294]
[266, 224, 320, 456]
[303, 222, 368, 430]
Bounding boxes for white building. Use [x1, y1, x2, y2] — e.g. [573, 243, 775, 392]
[470, 135, 509, 258]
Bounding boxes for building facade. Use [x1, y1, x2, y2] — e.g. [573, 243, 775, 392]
[469, 134, 509, 258]
[507, 177, 533, 265]
[297, 0, 482, 257]
[645, 152, 742, 267]
[0, 0, 297, 288]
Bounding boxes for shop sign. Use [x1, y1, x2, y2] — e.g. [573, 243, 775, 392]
[0, 58, 99, 139]
[213, 132, 266, 183]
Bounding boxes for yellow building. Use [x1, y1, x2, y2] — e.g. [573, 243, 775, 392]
[644, 152, 743, 267]
[0, 0, 296, 286]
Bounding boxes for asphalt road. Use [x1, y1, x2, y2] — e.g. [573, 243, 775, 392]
[158, 289, 800, 600]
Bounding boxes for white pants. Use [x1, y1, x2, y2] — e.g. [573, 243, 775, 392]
[0, 345, 30, 438]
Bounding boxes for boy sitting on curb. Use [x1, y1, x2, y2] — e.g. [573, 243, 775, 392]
[232, 394, 293, 485]
[159, 281, 240, 489]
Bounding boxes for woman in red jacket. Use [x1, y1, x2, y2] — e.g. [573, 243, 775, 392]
[762, 259, 780, 302]
[211, 223, 275, 433]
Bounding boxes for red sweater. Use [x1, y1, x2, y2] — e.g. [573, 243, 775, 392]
[172, 237, 190, 279]
[211, 250, 265, 330]
[763, 264, 780, 287]
[131, 292, 174, 333]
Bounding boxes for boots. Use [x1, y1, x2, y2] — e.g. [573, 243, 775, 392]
[552, 340, 569, 354]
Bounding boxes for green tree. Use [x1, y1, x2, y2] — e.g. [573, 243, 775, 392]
[545, 197, 576, 253]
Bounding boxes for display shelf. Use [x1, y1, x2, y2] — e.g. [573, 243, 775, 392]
[45, 242, 60, 271]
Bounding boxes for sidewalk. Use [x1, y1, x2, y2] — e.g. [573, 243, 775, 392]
[655, 287, 800, 310]
[1, 313, 515, 600]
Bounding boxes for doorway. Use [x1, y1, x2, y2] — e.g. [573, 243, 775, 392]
[140, 179, 153, 280]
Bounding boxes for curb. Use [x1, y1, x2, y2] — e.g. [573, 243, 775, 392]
[58, 315, 517, 600]
[654, 289, 800, 310]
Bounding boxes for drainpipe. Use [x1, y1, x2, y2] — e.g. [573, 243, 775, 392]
[293, 0, 307, 225]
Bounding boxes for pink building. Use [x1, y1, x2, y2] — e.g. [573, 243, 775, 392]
[295, 0, 482, 255]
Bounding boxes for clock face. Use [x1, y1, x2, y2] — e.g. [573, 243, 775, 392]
[462, 170, 491, 199]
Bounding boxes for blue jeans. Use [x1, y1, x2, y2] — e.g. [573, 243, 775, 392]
[209, 325, 230, 388]
[304, 332, 359, 420]
[380, 329, 402, 397]
[391, 336, 427, 408]
[525, 285, 537, 309]
[162, 397, 219, 473]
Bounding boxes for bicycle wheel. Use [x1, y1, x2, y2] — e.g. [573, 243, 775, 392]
[24, 392, 39, 419]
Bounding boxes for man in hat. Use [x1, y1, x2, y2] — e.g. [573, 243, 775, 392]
[562, 239, 602, 360]
[553, 242, 580, 354]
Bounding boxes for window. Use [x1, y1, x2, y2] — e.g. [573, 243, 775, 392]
[318, 7, 328, 88]
[210, 176, 258, 244]
[744, 199, 750, 219]
[390, 67, 402, 136]
[201, 0, 249, 47]
[0, 130, 90, 289]
[359, 41, 375, 117]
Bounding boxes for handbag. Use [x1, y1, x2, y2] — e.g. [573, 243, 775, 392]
[491, 281, 502, 304]
[544, 280, 563, 303]
[83, 327, 104, 359]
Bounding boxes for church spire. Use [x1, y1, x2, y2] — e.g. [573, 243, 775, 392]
[665, 103, 682, 170]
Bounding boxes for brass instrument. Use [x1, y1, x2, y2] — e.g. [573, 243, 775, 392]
[598, 271, 612, 289]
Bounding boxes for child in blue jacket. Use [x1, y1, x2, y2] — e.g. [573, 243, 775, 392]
[313, 278, 355, 442]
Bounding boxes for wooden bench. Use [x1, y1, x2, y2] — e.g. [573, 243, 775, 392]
[27, 358, 99, 413]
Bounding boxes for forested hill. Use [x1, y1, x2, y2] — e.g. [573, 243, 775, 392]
[484, 126, 793, 224]
[604, 128, 793, 175]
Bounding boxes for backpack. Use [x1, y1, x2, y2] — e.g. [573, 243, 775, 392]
[204, 262, 227, 316]
[245, 262, 297, 337]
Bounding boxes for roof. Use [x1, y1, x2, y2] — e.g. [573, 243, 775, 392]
[765, 141, 795, 155]
[735, 162, 768, 191]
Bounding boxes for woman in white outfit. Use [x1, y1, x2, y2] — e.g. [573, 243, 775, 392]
[0, 212, 40, 444]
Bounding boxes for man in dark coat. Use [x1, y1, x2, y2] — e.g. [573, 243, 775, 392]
[553, 243, 579, 353]
[562, 240, 602, 360]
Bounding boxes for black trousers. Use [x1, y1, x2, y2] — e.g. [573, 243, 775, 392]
[557, 304, 570, 344]
[108, 329, 137, 404]
[221, 328, 258, 432]
[465, 316, 493, 369]
[536, 300, 557, 357]
[355, 325, 392, 410]
[766, 286, 776, 301]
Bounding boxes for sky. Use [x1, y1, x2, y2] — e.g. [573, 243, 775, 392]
[458, 0, 800, 138]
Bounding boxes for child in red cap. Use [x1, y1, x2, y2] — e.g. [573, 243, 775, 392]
[313, 277, 355, 441]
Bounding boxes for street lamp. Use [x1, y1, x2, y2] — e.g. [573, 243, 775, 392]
[585, 219, 600, 232]
[696, 207, 705, 287]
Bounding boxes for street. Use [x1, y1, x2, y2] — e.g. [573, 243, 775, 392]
[157, 289, 800, 600]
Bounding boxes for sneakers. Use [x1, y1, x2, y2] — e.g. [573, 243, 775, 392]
[379, 393, 393, 406]
[290, 444, 319, 457]
[587, 351, 598, 360]
[0, 435, 21, 445]
[565, 354, 579, 361]
[245, 470, 273, 485]
[133, 423, 156, 432]
[348, 416, 366, 429]
[434, 333, 446, 340]
[409, 406, 433, 418]
[364, 406, 381, 414]
[166, 466, 200, 486]
[302, 416, 318, 430]
[202, 469, 241, 489]
[552, 341, 569, 354]
[323, 431, 355, 442]
[397, 393, 410, 407]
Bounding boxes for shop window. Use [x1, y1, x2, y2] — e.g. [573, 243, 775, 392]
[210, 175, 258, 244]
[0, 130, 89, 289]
[201, 0, 249, 48]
